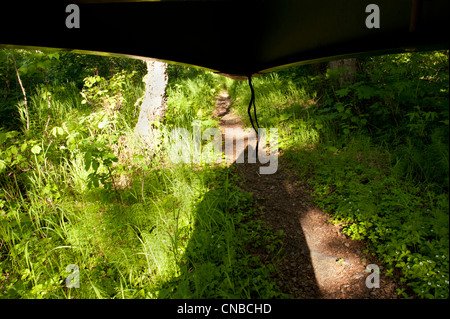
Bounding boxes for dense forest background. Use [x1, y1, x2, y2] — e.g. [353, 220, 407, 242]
[0, 48, 448, 299]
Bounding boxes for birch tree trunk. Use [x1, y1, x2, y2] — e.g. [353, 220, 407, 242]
[135, 60, 168, 151]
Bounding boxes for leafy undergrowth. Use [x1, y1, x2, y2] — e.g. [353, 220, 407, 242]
[155, 166, 285, 299]
[229, 51, 449, 299]
[0, 160, 285, 298]
[0, 59, 284, 299]
[284, 139, 449, 299]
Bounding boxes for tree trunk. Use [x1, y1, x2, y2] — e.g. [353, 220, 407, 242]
[328, 58, 358, 87]
[135, 60, 168, 150]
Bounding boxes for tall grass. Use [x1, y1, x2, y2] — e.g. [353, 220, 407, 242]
[0, 63, 283, 299]
[165, 70, 223, 130]
[228, 72, 322, 151]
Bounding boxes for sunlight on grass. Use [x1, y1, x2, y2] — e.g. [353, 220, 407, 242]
[229, 54, 449, 299]
[0, 62, 284, 299]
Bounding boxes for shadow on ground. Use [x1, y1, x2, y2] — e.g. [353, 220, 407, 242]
[154, 91, 398, 299]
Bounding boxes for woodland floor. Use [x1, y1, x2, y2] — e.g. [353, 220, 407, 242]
[213, 90, 400, 299]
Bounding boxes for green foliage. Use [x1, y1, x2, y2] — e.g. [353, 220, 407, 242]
[317, 52, 449, 190]
[2, 46, 448, 300]
[81, 134, 119, 194]
[78, 70, 143, 130]
[286, 140, 449, 299]
[156, 168, 284, 298]
[0, 49, 146, 131]
[165, 68, 222, 131]
[17, 51, 60, 81]
[0, 52, 282, 299]
[230, 51, 449, 299]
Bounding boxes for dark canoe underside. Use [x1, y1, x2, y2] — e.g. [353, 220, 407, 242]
[1, 0, 449, 79]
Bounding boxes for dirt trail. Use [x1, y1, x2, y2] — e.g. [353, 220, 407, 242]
[214, 90, 399, 299]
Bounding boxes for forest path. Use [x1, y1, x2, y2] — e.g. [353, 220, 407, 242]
[213, 89, 398, 299]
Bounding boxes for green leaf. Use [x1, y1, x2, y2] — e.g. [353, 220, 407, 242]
[31, 145, 41, 155]
[0, 133, 6, 145]
[84, 152, 92, 171]
[355, 86, 377, 100]
[8, 145, 18, 155]
[51, 127, 64, 137]
[19, 65, 29, 75]
[279, 113, 292, 121]
[0, 160, 7, 173]
[0, 50, 7, 62]
[133, 154, 145, 163]
[92, 160, 99, 173]
[336, 87, 350, 98]
[6, 131, 19, 139]
[20, 142, 28, 152]
[326, 146, 339, 153]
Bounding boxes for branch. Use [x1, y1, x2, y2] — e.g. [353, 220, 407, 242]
[11, 54, 30, 134]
